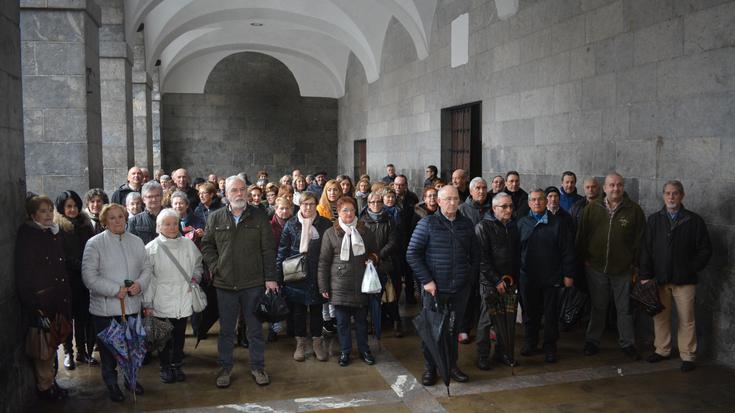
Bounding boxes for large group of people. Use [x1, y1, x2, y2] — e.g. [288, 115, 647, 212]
[16, 163, 712, 402]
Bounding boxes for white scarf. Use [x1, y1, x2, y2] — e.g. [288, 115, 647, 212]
[338, 218, 365, 261]
[34, 220, 59, 235]
[297, 210, 319, 253]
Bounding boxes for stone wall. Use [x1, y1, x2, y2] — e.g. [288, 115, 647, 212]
[338, 0, 735, 365]
[21, 0, 103, 198]
[0, 0, 35, 411]
[161, 52, 338, 180]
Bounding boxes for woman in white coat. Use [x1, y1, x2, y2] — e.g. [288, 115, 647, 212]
[143, 208, 203, 384]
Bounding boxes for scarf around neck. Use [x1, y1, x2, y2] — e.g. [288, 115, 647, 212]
[338, 218, 365, 261]
[297, 210, 319, 253]
[33, 220, 60, 235]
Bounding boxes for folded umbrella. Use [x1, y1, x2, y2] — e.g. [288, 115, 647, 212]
[487, 276, 518, 371]
[97, 298, 147, 401]
[559, 286, 589, 331]
[413, 295, 454, 396]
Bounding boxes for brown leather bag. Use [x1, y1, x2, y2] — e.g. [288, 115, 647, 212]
[25, 327, 53, 360]
[49, 313, 72, 348]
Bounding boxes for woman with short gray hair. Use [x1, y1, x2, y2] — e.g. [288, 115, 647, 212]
[143, 208, 203, 384]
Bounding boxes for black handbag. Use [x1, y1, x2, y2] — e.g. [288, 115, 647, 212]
[254, 290, 291, 323]
[282, 253, 307, 283]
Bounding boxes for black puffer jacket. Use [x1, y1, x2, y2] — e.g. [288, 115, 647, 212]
[360, 211, 399, 274]
[127, 210, 157, 245]
[406, 211, 479, 294]
[318, 222, 378, 307]
[517, 211, 576, 287]
[639, 206, 712, 285]
[475, 215, 520, 288]
[276, 215, 331, 305]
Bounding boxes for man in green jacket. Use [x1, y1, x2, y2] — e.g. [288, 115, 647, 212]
[202, 175, 277, 388]
[576, 172, 645, 360]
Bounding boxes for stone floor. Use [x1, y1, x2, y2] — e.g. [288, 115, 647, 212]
[36, 305, 735, 413]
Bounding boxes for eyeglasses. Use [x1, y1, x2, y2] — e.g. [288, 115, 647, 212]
[340, 208, 356, 213]
[495, 204, 513, 209]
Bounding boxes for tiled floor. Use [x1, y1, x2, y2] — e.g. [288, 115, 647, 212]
[37, 307, 733, 413]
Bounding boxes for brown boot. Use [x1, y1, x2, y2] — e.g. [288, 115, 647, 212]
[293, 337, 306, 362]
[312, 336, 328, 361]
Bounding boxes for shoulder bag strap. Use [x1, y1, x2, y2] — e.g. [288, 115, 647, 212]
[158, 242, 191, 284]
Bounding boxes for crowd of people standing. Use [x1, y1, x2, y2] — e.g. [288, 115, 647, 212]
[16, 163, 712, 402]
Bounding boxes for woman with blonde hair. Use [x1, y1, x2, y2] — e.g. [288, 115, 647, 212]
[316, 179, 343, 222]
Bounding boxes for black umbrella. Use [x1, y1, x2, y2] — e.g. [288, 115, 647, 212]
[486, 276, 519, 373]
[559, 286, 589, 331]
[631, 280, 665, 316]
[413, 295, 453, 396]
[192, 279, 219, 349]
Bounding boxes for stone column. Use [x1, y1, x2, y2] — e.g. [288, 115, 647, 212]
[0, 0, 36, 409]
[132, 31, 153, 172]
[152, 67, 162, 171]
[97, 0, 134, 193]
[21, 0, 103, 197]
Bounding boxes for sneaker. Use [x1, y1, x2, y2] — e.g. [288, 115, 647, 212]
[63, 353, 76, 370]
[622, 345, 640, 361]
[681, 361, 695, 373]
[583, 342, 599, 356]
[647, 353, 670, 363]
[251, 369, 270, 386]
[216, 368, 231, 388]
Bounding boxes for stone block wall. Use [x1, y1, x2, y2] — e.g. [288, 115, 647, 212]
[162, 52, 338, 180]
[0, 1, 35, 411]
[338, 0, 735, 365]
[21, 0, 103, 198]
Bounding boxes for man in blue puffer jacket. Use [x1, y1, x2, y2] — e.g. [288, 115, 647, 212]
[407, 185, 480, 387]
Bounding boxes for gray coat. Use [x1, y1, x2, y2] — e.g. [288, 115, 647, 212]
[318, 222, 377, 307]
[82, 230, 152, 316]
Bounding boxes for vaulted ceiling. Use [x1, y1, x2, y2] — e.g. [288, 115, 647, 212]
[125, 0, 519, 98]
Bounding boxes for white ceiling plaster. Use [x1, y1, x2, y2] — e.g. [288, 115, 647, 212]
[130, 0, 528, 97]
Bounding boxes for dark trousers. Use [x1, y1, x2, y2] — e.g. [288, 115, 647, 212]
[334, 305, 369, 354]
[159, 317, 187, 368]
[291, 302, 323, 338]
[519, 282, 560, 352]
[217, 287, 265, 370]
[64, 285, 94, 356]
[92, 314, 129, 386]
[460, 279, 479, 334]
[421, 283, 470, 370]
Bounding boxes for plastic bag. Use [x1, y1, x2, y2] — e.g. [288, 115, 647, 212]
[361, 260, 382, 294]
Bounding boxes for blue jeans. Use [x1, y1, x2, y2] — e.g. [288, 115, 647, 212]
[217, 287, 265, 370]
[334, 305, 369, 354]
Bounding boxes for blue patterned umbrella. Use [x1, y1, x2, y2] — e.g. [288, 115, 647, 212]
[97, 298, 147, 401]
